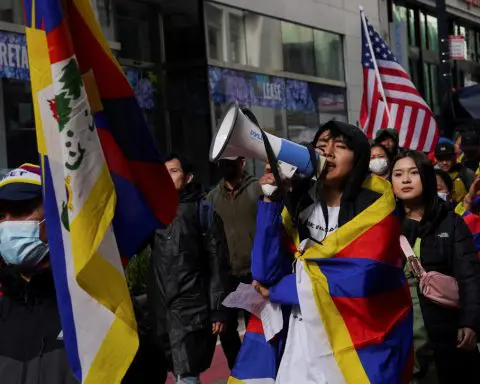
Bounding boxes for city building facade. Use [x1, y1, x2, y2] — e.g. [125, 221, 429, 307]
[0, 0, 384, 182]
[386, 0, 480, 117]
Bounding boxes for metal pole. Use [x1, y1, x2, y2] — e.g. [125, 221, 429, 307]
[436, 0, 452, 135]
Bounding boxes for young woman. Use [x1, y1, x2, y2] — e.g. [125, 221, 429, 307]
[391, 150, 480, 384]
[230, 121, 413, 383]
[370, 143, 392, 179]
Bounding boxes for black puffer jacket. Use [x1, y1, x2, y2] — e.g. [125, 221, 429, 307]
[147, 183, 230, 376]
[0, 267, 78, 384]
[403, 201, 480, 382]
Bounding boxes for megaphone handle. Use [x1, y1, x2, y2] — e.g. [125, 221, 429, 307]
[260, 129, 283, 193]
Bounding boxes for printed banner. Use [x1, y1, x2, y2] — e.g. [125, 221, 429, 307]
[208, 65, 346, 115]
[0, 31, 29, 80]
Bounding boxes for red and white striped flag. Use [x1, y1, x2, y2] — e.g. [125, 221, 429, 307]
[359, 11, 439, 152]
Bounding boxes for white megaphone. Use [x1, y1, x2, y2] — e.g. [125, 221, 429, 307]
[210, 102, 326, 195]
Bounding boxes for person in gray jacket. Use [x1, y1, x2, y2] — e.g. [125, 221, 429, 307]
[207, 156, 262, 368]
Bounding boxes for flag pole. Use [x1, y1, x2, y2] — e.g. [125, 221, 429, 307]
[359, 6, 392, 127]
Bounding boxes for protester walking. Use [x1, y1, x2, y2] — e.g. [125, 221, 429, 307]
[392, 150, 480, 384]
[207, 155, 262, 369]
[148, 154, 230, 384]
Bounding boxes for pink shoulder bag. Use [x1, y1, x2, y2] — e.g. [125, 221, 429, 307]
[400, 235, 460, 309]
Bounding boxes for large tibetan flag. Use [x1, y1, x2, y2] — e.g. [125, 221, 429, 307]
[23, 0, 178, 382]
[231, 176, 413, 383]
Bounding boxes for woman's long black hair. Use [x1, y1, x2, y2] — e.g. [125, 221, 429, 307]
[391, 150, 440, 221]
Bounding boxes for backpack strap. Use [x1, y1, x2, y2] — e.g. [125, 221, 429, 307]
[198, 199, 214, 234]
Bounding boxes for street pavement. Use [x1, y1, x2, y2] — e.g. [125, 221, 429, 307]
[166, 319, 246, 384]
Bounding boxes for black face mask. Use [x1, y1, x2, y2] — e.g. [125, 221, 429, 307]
[219, 160, 240, 182]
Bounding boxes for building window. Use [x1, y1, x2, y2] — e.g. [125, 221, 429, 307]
[3, 79, 37, 167]
[244, 13, 283, 71]
[206, 3, 224, 61]
[423, 63, 439, 114]
[0, 1, 23, 24]
[91, 0, 116, 42]
[115, 2, 151, 61]
[426, 15, 438, 52]
[313, 30, 344, 81]
[229, 14, 246, 64]
[204, 2, 345, 81]
[281, 22, 315, 76]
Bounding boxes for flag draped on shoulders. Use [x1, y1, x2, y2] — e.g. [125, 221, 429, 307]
[23, 0, 178, 382]
[230, 176, 413, 384]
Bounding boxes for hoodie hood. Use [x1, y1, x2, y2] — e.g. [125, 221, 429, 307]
[313, 120, 371, 202]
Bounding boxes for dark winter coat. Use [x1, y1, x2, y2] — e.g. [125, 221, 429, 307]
[0, 267, 78, 384]
[148, 183, 230, 376]
[402, 201, 480, 383]
[207, 173, 262, 277]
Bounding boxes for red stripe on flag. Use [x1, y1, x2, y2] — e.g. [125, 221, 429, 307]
[378, 67, 411, 80]
[67, 1, 134, 99]
[416, 114, 431, 152]
[332, 283, 412, 349]
[129, 161, 179, 225]
[394, 104, 405, 130]
[97, 128, 135, 183]
[246, 315, 264, 334]
[336, 213, 402, 266]
[382, 82, 422, 97]
[46, 20, 75, 63]
[402, 108, 419, 149]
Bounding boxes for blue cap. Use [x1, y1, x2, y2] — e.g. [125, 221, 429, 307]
[0, 164, 42, 201]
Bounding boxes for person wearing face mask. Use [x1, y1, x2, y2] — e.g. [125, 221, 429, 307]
[392, 151, 480, 384]
[435, 141, 474, 204]
[0, 164, 78, 384]
[435, 168, 454, 205]
[369, 143, 392, 179]
[206, 155, 262, 369]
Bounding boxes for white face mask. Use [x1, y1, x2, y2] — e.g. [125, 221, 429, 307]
[437, 192, 449, 201]
[369, 158, 389, 175]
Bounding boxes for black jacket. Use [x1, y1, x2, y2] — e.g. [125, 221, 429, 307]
[403, 202, 480, 339]
[147, 183, 230, 376]
[0, 267, 78, 384]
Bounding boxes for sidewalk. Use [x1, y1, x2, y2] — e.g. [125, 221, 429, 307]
[166, 318, 245, 384]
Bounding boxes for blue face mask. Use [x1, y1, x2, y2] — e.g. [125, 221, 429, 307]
[0, 220, 49, 268]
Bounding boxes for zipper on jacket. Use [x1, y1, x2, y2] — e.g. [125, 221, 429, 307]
[36, 338, 46, 384]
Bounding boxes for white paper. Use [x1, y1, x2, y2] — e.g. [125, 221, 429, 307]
[222, 283, 284, 341]
[222, 283, 266, 317]
[260, 302, 284, 342]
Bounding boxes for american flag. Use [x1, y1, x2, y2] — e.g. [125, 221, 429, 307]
[359, 13, 438, 152]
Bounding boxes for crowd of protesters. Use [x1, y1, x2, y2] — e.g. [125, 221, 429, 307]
[1, 116, 480, 384]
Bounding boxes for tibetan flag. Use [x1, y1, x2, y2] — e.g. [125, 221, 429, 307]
[462, 210, 480, 255]
[23, 0, 177, 383]
[231, 176, 413, 383]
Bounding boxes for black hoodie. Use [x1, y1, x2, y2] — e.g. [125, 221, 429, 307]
[0, 267, 78, 384]
[288, 121, 378, 235]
